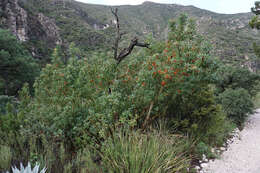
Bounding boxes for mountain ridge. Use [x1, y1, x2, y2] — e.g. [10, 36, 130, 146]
[0, 0, 259, 69]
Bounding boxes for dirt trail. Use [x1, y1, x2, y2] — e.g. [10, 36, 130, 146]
[202, 109, 260, 173]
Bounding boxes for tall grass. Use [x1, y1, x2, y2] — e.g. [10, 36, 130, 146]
[0, 130, 192, 173]
[99, 130, 191, 173]
[0, 145, 11, 171]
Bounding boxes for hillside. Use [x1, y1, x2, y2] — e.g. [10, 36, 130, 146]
[1, 0, 260, 67]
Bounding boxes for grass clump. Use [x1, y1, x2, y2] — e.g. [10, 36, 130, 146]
[99, 129, 191, 173]
[0, 145, 11, 171]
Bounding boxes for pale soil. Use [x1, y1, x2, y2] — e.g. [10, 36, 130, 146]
[202, 109, 260, 173]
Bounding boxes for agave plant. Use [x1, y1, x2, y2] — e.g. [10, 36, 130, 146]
[6, 162, 46, 173]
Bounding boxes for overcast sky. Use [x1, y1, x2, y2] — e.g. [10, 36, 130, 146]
[76, 0, 256, 14]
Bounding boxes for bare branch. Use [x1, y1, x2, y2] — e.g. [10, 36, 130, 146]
[111, 8, 150, 65]
[111, 8, 121, 60]
[117, 37, 149, 65]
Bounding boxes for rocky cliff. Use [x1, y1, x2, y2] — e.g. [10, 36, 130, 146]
[0, 0, 61, 59]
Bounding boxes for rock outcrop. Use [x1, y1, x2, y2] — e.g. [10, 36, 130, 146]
[0, 0, 61, 58]
[0, 0, 28, 41]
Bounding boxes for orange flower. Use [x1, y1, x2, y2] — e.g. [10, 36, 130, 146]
[142, 82, 145, 87]
[153, 71, 157, 75]
[161, 81, 166, 87]
[177, 89, 181, 94]
[164, 49, 168, 53]
[173, 71, 178, 75]
[165, 74, 172, 80]
[59, 73, 65, 77]
[158, 70, 163, 74]
[164, 69, 168, 73]
[152, 62, 156, 67]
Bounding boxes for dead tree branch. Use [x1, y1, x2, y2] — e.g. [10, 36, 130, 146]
[111, 8, 150, 65]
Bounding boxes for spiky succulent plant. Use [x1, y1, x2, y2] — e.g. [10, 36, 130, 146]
[6, 162, 46, 173]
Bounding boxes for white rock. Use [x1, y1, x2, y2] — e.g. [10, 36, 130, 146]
[202, 154, 207, 161]
[211, 148, 215, 153]
[195, 166, 200, 170]
[201, 163, 208, 168]
[220, 147, 226, 151]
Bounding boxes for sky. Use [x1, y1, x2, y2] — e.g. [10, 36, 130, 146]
[76, 0, 256, 14]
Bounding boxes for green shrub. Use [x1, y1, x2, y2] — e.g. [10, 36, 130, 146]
[214, 65, 260, 97]
[0, 95, 17, 114]
[14, 15, 224, 152]
[195, 142, 217, 159]
[218, 88, 254, 126]
[0, 29, 39, 96]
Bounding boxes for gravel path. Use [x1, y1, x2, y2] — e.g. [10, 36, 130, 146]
[202, 109, 260, 173]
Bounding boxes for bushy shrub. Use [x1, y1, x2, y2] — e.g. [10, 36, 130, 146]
[18, 47, 124, 150]
[0, 95, 17, 114]
[167, 88, 235, 145]
[214, 65, 260, 96]
[218, 88, 254, 126]
[13, 15, 227, 152]
[195, 142, 215, 159]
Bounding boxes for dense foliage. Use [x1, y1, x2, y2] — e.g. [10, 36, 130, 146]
[214, 65, 260, 96]
[214, 64, 260, 126]
[218, 88, 254, 126]
[0, 29, 39, 96]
